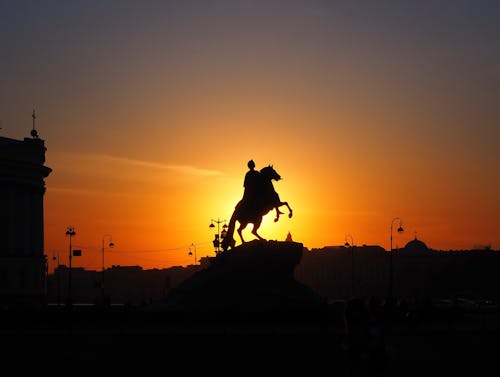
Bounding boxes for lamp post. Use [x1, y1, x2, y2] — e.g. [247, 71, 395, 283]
[65, 226, 76, 307]
[209, 218, 228, 255]
[389, 217, 404, 298]
[101, 234, 114, 302]
[188, 243, 197, 265]
[345, 234, 355, 297]
[52, 252, 61, 307]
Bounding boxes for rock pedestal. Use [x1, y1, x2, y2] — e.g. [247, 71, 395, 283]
[151, 240, 323, 313]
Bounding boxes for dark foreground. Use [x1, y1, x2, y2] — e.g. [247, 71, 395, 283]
[2, 304, 499, 376]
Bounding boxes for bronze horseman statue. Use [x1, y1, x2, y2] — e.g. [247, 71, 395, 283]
[221, 160, 293, 252]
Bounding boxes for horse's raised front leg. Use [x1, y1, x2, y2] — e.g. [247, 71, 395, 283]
[284, 201, 293, 218]
[274, 202, 293, 222]
[274, 207, 285, 222]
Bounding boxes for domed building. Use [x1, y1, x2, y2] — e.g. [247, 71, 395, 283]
[403, 235, 429, 252]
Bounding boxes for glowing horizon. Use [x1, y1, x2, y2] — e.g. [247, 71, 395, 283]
[1, 2, 498, 272]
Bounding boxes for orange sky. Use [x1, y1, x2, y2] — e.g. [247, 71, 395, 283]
[1, 2, 499, 272]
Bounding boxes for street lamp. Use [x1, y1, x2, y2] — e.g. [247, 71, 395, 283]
[52, 252, 61, 307]
[101, 234, 114, 302]
[188, 243, 197, 265]
[345, 234, 355, 297]
[209, 218, 228, 255]
[389, 217, 404, 298]
[65, 226, 76, 307]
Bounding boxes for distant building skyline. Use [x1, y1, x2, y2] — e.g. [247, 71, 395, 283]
[46, 241, 500, 306]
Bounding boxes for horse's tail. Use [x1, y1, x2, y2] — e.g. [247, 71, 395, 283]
[221, 202, 240, 251]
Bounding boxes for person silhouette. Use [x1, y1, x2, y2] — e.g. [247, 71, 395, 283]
[242, 159, 260, 204]
[234, 160, 260, 225]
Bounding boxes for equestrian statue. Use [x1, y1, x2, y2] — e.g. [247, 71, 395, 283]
[221, 160, 293, 252]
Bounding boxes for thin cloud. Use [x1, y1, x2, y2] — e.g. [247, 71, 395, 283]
[47, 186, 149, 198]
[86, 154, 224, 177]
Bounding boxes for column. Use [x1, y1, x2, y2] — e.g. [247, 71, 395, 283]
[8, 182, 16, 255]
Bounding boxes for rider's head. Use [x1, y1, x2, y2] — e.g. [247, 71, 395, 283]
[247, 160, 255, 169]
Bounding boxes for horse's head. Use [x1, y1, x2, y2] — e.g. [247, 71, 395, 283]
[260, 165, 281, 181]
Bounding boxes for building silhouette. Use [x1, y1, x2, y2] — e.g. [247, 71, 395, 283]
[47, 264, 199, 306]
[44, 237, 500, 307]
[295, 245, 388, 299]
[0, 132, 52, 308]
[295, 239, 500, 301]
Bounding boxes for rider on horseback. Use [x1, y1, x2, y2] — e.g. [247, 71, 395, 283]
[243, 160, 259, 203]
[220, 162, 293, 252]
[242, 160, 284, 222]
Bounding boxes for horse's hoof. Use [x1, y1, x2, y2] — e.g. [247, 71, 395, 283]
[289, 213, 293, 218]
[274, 217, 279, 222]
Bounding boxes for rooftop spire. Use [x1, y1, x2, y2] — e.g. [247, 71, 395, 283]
[31, 109, 39, 139]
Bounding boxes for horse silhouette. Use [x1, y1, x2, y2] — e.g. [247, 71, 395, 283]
[221, 165, 292, 252]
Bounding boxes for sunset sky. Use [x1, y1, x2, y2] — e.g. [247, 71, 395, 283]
[1, 1, 499, 272]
